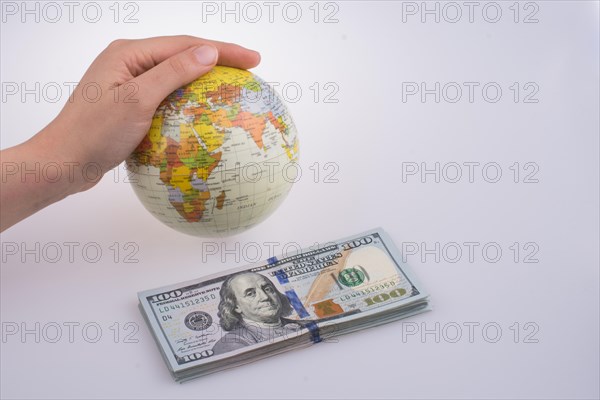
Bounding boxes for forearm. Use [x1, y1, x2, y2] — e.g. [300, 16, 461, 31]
[0, 125, 84, 232]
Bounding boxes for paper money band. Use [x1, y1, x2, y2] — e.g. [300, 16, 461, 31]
[274, 270, 289, 284]
[304, 321, 322, 343]
[284, 289, 321, 343]
[270, 257, 290, 284]
[269, 253, 322, 344]
[284, 289, 308, 317]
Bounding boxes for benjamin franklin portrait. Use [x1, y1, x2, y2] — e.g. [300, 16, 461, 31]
[212, 272, 302, 355]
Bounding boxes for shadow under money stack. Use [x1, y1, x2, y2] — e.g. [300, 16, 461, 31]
[138, 228, 430, 382]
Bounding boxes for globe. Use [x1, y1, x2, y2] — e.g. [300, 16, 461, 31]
[125, 66, 299, 237]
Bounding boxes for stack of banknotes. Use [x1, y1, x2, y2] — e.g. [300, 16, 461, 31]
[138, 228, 430, 382]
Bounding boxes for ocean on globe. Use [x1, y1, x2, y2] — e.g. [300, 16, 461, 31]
[125, 66, 299, 237]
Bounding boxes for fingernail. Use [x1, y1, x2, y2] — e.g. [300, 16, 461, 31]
[193, 45, 217, 66]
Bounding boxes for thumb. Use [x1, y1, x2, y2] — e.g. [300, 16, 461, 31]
[133, 44, 218, 107]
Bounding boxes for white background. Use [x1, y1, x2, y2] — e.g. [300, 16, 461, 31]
[1, 1, 599, 399]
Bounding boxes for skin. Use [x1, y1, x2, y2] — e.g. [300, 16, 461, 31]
[0, 35, 261, 232]
[230, 273, 283, 325]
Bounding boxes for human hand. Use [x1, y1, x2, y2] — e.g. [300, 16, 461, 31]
[42, 35, 261, 192]
[0, 35, 260, 231]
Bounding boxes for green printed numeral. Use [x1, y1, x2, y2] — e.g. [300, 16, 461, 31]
[364, 288, 407, 306]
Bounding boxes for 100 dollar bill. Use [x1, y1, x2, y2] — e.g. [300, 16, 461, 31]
[138, 228, 429, 378]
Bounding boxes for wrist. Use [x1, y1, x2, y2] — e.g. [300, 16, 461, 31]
[30, 120, 103, 196]
[0, 121, 103, 232]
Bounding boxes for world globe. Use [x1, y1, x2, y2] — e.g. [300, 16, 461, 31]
[125, 66, 299, 237]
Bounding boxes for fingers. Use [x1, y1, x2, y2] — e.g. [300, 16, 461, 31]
[124, 35, 261, 71]
[132, 44, 219, 107]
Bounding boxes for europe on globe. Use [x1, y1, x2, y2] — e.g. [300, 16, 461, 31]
[126, 66, 299, 237]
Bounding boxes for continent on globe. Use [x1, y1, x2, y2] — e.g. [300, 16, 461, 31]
[126, 66, 299, 237]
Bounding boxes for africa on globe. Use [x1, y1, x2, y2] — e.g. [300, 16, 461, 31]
[125, 66, 299, 237]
